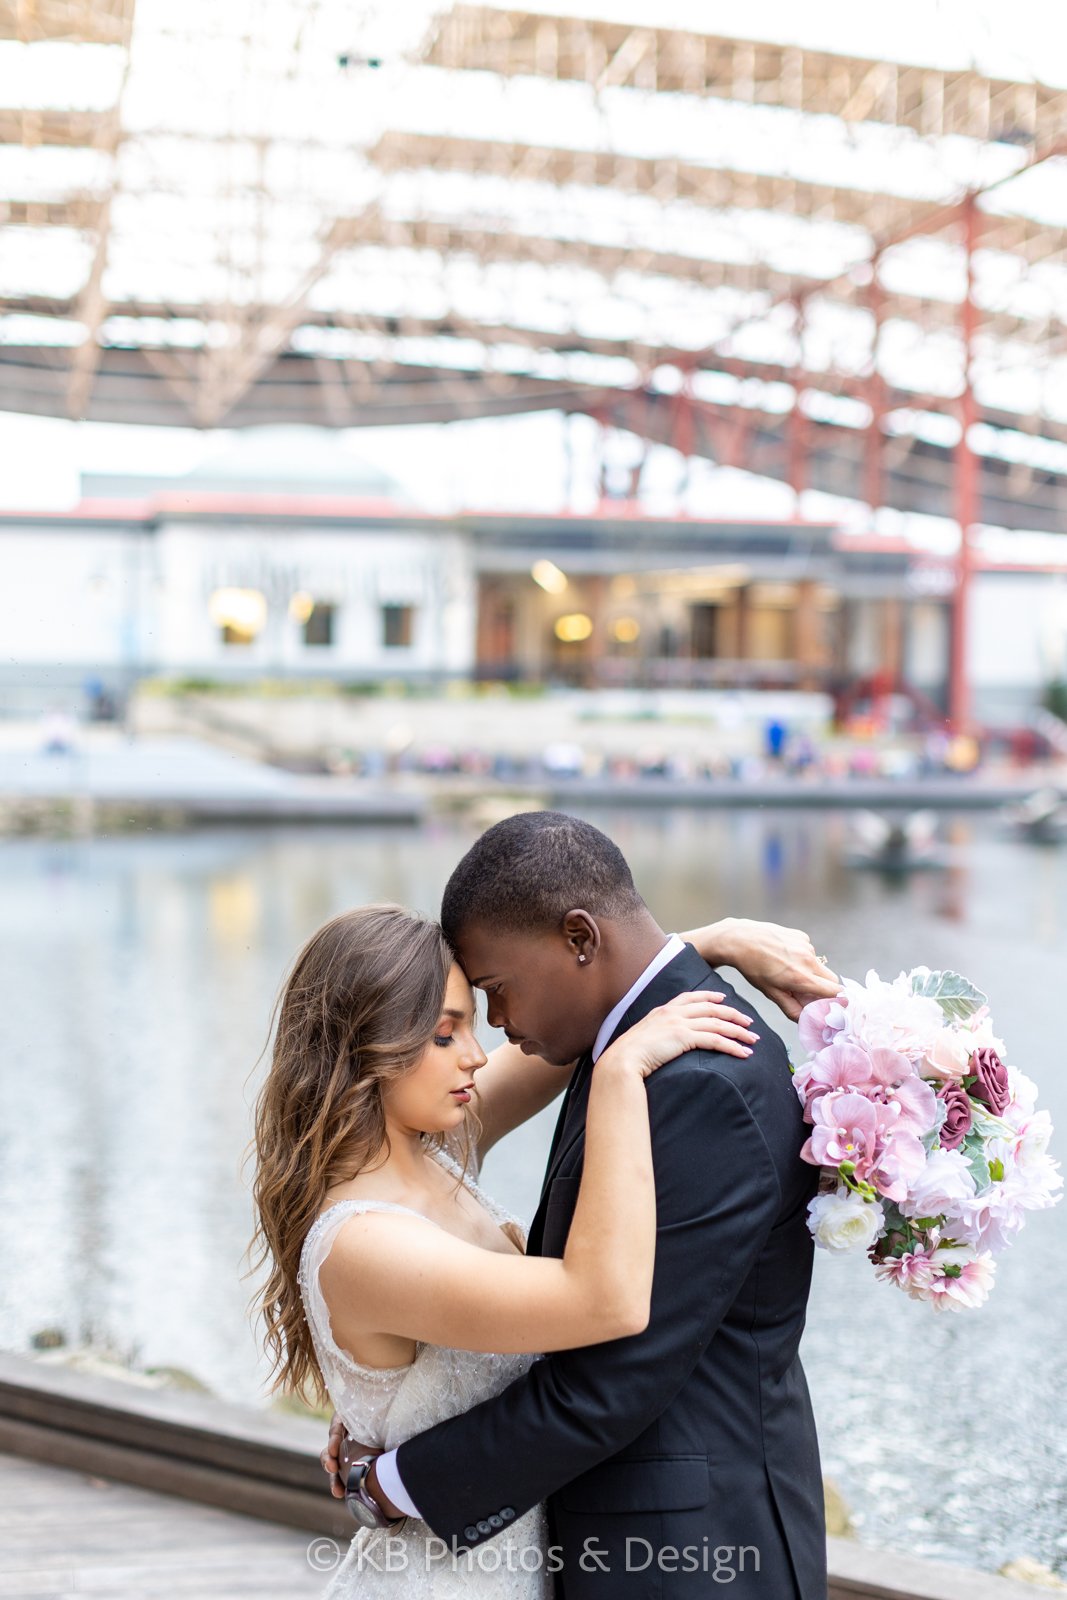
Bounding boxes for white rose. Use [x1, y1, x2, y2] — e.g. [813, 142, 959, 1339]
[900, 1148, 976, 1220]
[807, 1188, 886, 1254]
[923, 1028, 971, 1081]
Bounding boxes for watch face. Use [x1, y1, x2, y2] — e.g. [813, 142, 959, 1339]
[347, 1494, 383, 1530]
[345, 1460, 386, 1529]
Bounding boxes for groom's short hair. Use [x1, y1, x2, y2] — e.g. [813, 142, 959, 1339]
[441, 810, 644, 942]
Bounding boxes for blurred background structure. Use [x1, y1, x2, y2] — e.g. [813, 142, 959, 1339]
[3, 1, 1067, 739]
[3, 7, 1067, 1591]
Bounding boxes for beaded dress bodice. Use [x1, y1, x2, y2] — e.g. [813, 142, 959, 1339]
[298, 1141, 551, 1597]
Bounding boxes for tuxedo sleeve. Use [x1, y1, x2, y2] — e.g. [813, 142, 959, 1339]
[393, 1060, 784, 1548]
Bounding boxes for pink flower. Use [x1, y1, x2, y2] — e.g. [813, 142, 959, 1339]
[841, 972, 944, 1058]
[970, 1047, 1010, 1117]
[798, 996, 848, 1054]
[874, 1244, 939, 1296]
[936, 1082, 973, 1152]
[869, 1126, 928, 1203]
[924, 1248, 996, 1312]
[882, 1073, 939, 1136]
[874, 1243, 996, 1310]
[803, 1091, 885, 1178]
[1005, 1065, 1038, 1117]
[866, 1047, 916, 1089]
[793, 1041, 875, 1121]
[952, 1162, 1062, 1252]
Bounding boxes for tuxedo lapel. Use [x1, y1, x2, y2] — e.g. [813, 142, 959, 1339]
[527, 1051, 592, 1257]
[527, 944, 717, 1257]
[544, 1051, 592, 1174]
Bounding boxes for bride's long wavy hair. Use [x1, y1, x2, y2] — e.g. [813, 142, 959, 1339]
[249, 902, 476, 1404]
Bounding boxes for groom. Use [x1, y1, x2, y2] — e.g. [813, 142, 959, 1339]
[329, 811, 826, 1598]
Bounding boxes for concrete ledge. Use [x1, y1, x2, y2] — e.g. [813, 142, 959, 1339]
[0, 1353, 351, 1539]
[827, 1536, 1043, 1600]
[0, 1356, 1052, 1597]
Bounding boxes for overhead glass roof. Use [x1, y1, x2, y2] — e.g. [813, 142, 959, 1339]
[2, 0, 1067, 533]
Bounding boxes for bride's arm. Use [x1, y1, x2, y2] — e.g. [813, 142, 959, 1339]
[472, 1042, 570, 1162]
[684, 916, 839, 1021]
[473, 920, 838, 1158]
[318, 994, 758, 1359]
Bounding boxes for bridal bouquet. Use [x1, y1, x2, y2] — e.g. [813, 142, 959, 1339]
[793, 969, 1061, 1310]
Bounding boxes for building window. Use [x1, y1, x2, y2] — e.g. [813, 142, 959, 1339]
[382, 604, 415, 649]
[691, 603, 719, 659]
[209, 587, 267, 647]
[303, 602, 335, 647]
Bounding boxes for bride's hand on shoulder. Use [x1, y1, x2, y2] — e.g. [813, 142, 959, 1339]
[598, 991, 760, 1080]
[685, 917, 839, 1021]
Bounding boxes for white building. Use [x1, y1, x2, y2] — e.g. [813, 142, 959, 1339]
[1, 426, 1065, 727]
[0, 429, 476, 713]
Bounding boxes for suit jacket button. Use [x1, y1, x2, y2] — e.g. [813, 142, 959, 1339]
[489, 1514, 503, 1529]
[500, 1506, 516, 1522]
[477, 1519, 492, 1535]
[464, 1526, 479, 1541]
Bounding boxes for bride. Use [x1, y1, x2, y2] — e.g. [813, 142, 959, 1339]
[251, 902, 831, 1596]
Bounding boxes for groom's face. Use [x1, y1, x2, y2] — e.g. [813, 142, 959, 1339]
[455, 919, 602, 1067]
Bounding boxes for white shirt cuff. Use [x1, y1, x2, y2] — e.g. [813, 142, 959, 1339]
[375, 1448, 422, 1519]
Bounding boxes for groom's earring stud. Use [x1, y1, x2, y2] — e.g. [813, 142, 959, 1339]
[578, 955, 586, 964]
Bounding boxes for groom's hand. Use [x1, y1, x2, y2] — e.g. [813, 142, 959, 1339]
[320, 1413, 376, 1499]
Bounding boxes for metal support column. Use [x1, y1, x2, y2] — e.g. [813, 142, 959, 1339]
[950, 193, 980, 732]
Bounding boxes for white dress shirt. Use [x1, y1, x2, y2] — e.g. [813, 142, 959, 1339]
[374, 932, 685, 1520]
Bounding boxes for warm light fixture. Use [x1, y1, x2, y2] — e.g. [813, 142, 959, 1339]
[611, 617, 641, 643]
[749, 583, 798, 609]
[208, 587, 267, 637]
[289, 591, 315, 624]
[554, 612, 593, 643]
[532, 560, 568, 595]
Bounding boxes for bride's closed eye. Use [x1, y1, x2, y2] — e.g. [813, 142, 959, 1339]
[434, 1030, 455, 1047]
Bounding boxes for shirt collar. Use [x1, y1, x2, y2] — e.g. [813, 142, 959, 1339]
[591, 933, 686, 1064]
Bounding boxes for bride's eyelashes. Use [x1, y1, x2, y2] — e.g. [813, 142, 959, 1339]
[433, 1030, 455, 1048]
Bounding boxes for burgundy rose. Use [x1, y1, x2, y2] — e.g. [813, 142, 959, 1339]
[936, 1081, 973, 1152]
[970, 1047, 1010, 1116]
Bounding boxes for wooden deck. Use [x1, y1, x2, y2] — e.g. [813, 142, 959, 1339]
[0, 1357, 1049, 1600]
[0, 1452, 329, 1600]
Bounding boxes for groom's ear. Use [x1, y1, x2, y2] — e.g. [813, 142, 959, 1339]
[561, 909, 600, 967]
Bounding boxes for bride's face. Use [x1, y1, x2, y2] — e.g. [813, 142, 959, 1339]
[382, 963, 488, 1134]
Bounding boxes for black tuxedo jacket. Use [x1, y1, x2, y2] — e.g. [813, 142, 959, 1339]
[396, 944, 827, 1598]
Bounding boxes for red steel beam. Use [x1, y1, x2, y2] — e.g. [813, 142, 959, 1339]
[788, 297, 808, 501]
[950, 193, 981, 734]
[863, 264, 886, 519]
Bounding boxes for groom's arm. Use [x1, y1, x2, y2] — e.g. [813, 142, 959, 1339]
[391, 1058, 787, 1549]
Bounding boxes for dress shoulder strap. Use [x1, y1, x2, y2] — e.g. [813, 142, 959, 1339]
[299, 1199, 439, 1362]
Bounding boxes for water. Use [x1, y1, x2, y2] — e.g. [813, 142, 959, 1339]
[2, 811, 1065, 1577]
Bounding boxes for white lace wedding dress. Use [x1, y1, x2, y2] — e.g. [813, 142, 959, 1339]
[299, 1140, 552, 1598]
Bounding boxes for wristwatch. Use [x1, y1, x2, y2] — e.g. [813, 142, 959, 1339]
[345, 1455, 403, 1530]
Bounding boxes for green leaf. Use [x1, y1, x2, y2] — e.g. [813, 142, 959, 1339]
[965, 1148, 991, 1191]
[989, 1157, 1005, 1183]
[910, 969, 988, 1022]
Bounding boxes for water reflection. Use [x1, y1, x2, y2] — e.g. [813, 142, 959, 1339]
[1, 813, 1064, 1575]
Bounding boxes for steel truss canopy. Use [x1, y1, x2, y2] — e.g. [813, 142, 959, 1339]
[3, 0, 1067, 530]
